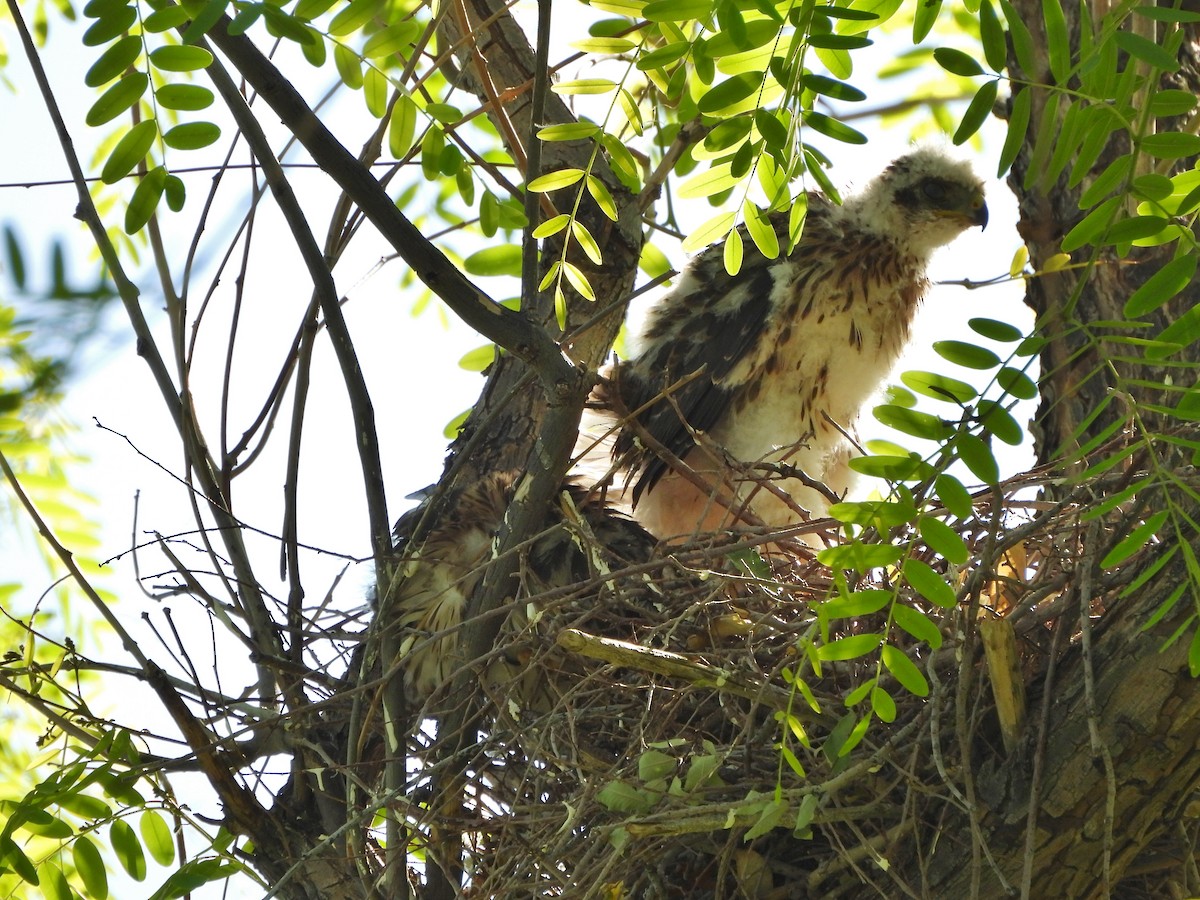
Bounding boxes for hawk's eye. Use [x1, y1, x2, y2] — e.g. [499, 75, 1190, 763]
[921, 180, 948, 204]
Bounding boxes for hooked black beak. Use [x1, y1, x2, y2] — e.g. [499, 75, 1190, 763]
[971, 195, 989, 230]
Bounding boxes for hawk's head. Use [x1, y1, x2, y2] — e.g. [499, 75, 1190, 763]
[849, 146, 988, 258]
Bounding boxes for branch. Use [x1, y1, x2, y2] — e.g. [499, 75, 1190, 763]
[201, 17, 573, 386]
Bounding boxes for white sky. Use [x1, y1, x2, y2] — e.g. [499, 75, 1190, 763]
[0, 5, 1034, 895]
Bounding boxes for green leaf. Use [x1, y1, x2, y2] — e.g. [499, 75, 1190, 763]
[1115, 30, 1179, 71]
[1043, 0, 1069, 83]
[1149, 303, 1200, 359]
[1135, 4, 1200, 22]
[969, 317, 1023, 343]
[3, 226, 25, 290]
[847, 453, 933, 480]
[528, 168, 584, 192]
[882, 644, 929, 696]
[1104, 215, 1169, 245]
[800, 72, 865, 102]
[822, 589, 892, 619]
[679, 162, 739, 199]
[900, 370, 977, 404]
[329, 0, 377, 35]
[143, 7, 189, 31]
[85, 72, 148, 126]
[1150, 89, 1198, 117]
[532, 213, 570, 239]
[111, 819, 147, 881]
[872, 404, 954, 441]
[903, 558, 957, 608]
[537, 122, 600, 141]
[817, 633, 883, 661]
[334, 43, 362, 89]
[933, 340, 1001, 370]
[458, 345, 498, 372]
[1126, 255, 1197, 318]
[933, 47, 984, 77]
[85, 35, 141, 87]
[162, 121, 221, 150]
[156, 84, 214, 111]
[572, 220, 604, 265]
[562, 261, 595, 300]
[803, 111, 867, 144]
[871, 686, 897, 721]
[935, 473, 973, 519]
[140, 811, 174, 866]
[817, 541, 904, 571]
[74, 834, 108, 899]
[955, 432, 999, 483]
[388, 95, 417, 158]
[0, 836, 37, 884]
[363, 66, 388, 118]
[101, 119, 157, 184]
[636, 42, 690, 71]
[755, 108, 788, 150]
[681, 210, 736, 252]
[164, 174, 186, 211]
[1062, 196, 1121, 252]
[1141, 132, 1200, 159]
[82, 4, 135, 46]
[363, 20, 419, 58]
[1000, 0, 1036, 72]
[41, 865, 72, 900]
[643, 0, 712, 20]
[294, 0, 338, 18]
[893, 604, 943, 649]
[742, 202, 779, 259]
[464, 245, 522, 276]
[997, 87, 1030, 177]
[954, 79, 998, 145]
[125, 166, 167, 233]
[697, 72, 763, 115]
[723, 227, 743, 275]
[1100, 510, 1170, 568]
[912, 0, 942, 42]
[919, 516, 969, 564]
[978, 0, 1006, 71]
[808, 33, 871, 50]
[182, 0, 230, 43]
[1080, 154, 1132, 208]
[976, 399, 1023, 445]
[149, 45, 213, 72]
[997, 366, 1038, 400]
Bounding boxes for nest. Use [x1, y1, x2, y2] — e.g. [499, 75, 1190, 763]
[384, 465, 1199, 898]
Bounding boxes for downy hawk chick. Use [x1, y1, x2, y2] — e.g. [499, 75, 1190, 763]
[597, 147, 988, 541]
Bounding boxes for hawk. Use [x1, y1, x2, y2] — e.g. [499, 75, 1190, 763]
[597, 147, 988, 541]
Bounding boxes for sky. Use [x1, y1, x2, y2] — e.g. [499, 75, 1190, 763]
[0, 3, 1034, 895]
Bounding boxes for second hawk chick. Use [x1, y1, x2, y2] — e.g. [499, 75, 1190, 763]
[600, 147, 988, 541]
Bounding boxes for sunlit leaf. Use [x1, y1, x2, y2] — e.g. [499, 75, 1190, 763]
[919, 516, 969, 564]
[903, 558, 957, 608]
[933, 47, 983, 77]
[954, 79, 998, 145]
[101, 119, 156, 184]
[464, 245, 522, 276]
[528, 168, 585, 192]
[85, 72, 148, 126]
[162, 121, 220, 150]
[900, 370, 977, 404]
[86, 35, 141, 87]
[955, 432, 999, 483]
[816, 633, 883, 661]
[882, 645, 929, 696]
[934, 340, 1001, 370]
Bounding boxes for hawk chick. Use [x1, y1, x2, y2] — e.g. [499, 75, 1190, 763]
[603, 147, 987, 541]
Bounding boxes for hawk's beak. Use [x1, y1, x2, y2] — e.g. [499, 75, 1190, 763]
[970, 193, 989, 230]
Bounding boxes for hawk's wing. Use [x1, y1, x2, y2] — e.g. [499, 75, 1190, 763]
[610, 203, 829, 504]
